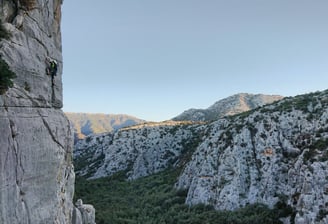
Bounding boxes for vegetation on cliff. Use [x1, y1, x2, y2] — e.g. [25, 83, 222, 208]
[0, 56, 16, 95]
[0, 20, 16, 95]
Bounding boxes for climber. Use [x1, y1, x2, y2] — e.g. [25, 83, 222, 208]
[45, 57, 58, 85]
[46, 57, 58, 77]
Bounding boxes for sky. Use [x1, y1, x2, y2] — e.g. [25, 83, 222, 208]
[61, 0, 328, 121]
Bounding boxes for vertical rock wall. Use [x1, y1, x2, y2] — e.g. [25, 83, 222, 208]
[0, 0, 79, 223]
[1, 0, 63, 107]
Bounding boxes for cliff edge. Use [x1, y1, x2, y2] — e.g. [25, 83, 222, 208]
[0, 0, 93, 223]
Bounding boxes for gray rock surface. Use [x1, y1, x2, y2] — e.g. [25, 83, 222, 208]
[176, 91, 328, 223]
[0, 106, 75, 224]
[74, 121, 203, 180]
[1, 0, 63, 108]
[73, 199, 96, 224]
[0, 1, 94, 223]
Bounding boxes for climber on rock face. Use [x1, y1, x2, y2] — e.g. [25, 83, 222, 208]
[46, 57, 58, 86]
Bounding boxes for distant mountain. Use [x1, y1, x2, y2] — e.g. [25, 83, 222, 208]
[172, 93, 283, 121]
[65, 112, 145, 141]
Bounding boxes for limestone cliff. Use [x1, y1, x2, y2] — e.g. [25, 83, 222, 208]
[0, 1, 94, 223]
[1, 0, 63, 107]
[75, 90, 328, 223]
[74, 121, 203, 180]
[176, 91, 328, 223]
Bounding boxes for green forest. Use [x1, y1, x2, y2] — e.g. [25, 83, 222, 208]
[75, 168, 289, 224]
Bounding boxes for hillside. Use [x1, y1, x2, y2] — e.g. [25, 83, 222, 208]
[74, 89, 328, 223]
[172, 93, 283, 121]
[65, 112, 145, 141]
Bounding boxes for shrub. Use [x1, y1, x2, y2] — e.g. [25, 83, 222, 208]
[0, 57, 16, 94]
[311, 138, 328, 151]
[0, 20, 15, 95]
[85, 136, 92, 143]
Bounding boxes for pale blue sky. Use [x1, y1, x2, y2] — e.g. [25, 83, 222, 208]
[62, 0, 328, 121]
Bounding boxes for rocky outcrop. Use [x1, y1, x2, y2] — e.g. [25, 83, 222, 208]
[176, 91, 328, 223]
[74, 121, 204, 180]
[173, 93, 283, 122]
[73, 199, 96, 224]
[75, 90, 328, 223]
[0, 1, 94, 223]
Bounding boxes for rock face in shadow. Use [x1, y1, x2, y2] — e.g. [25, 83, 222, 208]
[0, 0, 94, 223]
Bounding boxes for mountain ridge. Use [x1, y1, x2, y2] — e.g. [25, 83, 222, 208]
[173, 93, 283, 121]
[65, 112, 145, 141]
[67, 93, 282, 142]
